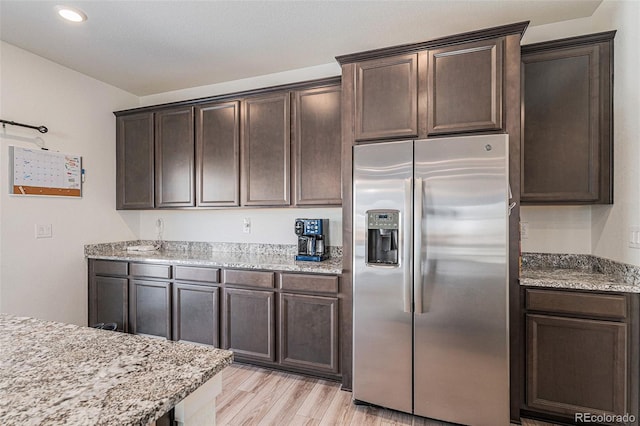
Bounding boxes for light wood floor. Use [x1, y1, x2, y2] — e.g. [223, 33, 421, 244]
[216, 363, 559, 426]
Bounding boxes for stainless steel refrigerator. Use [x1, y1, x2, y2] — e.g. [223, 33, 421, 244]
[353, 134, 510, 426]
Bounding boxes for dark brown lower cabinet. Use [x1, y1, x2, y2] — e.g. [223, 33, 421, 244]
[88, 260, 129, 332]
[89, 260, 343, 380]
[89, 275, 128, 332]
[280, 293, 339, 374]
[129, 279, 172, 339]
[172, 283, 220, 346]
[527, 314, 626, 416]
[523, 288, 638, 424]
[224, 287, 276, 362]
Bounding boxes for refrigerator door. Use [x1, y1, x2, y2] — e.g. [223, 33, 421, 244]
[353, 140, 413, 413]
[413, 135, 509, 426]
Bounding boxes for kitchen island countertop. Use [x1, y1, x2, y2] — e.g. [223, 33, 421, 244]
[0, 313, 233, 425]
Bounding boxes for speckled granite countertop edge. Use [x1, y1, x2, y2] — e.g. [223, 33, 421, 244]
[520, 252, 640, 293]
[87, 252, 343, 275]
[519, 273, 640, 293]
[85, 241, 342, 275]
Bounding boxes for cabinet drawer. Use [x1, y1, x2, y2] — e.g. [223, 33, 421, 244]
[174, 266, 220, 284]
[92, 260, 128, 276]
[130, 263, 171, 279]
[279, 273, 339, 294]
[526, 289, 627, 320]
[224, 269, 274, 289]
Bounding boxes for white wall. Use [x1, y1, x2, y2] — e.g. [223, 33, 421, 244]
[0, 41, 140, 324]
[138, 61, 343, 246]
[138, 208, 342, 246]
[520, 207, 592, 254]
[520, 0, 640, 266]
[140, 63, 340, 106]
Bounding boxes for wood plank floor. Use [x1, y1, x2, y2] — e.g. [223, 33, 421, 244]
[216, 363, 559, 426]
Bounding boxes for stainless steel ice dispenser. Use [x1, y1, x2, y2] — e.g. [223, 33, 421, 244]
[366, 210, 399, 266]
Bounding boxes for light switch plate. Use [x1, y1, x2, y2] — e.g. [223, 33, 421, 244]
[520, 222, 529, 239]
[243, 217, 251, 234]
[35, 224, 52, 239]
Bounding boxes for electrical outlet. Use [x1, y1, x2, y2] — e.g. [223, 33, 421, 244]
[243, 217, 251, 234]
[35, 224, 52, 239]
[520, 222, 529, 239]
[629, 227, 640, 249]
[155, 218, 164, 240]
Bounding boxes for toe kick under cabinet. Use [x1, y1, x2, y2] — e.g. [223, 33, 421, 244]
[88, 259, 341, 380]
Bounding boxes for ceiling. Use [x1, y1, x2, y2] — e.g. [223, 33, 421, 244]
[0, 0, 602, 97]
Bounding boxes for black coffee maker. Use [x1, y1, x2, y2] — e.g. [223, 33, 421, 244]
[294, 219, 329, 261]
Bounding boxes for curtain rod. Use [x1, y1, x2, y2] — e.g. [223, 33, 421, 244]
[1, 119, 48, 134]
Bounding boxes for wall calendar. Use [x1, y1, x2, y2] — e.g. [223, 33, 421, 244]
[9, 146, 82, 197]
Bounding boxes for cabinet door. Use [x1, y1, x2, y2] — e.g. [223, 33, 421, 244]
[280, 293, 339, 374]
[89, 276, 128, 332]
[355, 54, 418, 141]
[427, 38, 503, 134]
[196, 101, 240, 207]
[155, 107, 195, 207]
[293, 85, 342, 206]
[526, 314, 627, 417]
[173, 283, 219, 347]
[521, 41, 612, 204]
[241, 94, 290, 206]
[129, 279, 171, 339]
[224, 288, 275, 361]
[116, 113, 154, 209]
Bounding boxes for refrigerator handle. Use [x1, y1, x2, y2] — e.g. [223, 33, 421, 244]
[403, 178, 412, 313]
[414, 177, 424, 314]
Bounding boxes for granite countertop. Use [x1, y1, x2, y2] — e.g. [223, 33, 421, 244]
[0, 314, 233, 426]
[520, 253, 640, 293]
[85, 241, 343, 275]
[520, 268, 640, 293]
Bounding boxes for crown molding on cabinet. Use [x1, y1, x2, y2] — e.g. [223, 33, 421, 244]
[335, 21, 529, 65]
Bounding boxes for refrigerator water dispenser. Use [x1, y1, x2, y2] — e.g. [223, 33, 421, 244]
[366, 210, 399, 265]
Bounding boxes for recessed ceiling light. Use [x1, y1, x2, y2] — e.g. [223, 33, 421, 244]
[56, 5, 87, 23]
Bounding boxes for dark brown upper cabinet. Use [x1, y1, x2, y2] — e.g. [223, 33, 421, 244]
[195, 101, 240, 207]
[521, 31, 614, 204]
[114, 76, 340, 210]
[241, 93, 291, 206]
[155, 107, 195, 208]
[427, 38, 504, 135]
[293, 84, 342, 205]
[116, 112, 154, 209]
[355, 54, 418, 141]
